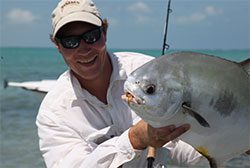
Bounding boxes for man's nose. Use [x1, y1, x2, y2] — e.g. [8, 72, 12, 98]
[77, 39, 91, 52]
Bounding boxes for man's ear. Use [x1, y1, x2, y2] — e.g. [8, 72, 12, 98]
[102, 18, 108, 37]
[102, 19, 108, 42]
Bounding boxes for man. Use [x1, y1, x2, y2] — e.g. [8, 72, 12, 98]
[36, 0, 209, 167]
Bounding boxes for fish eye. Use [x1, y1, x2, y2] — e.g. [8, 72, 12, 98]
[145, 84, 156, 95]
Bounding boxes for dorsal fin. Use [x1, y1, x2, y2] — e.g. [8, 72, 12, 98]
[240, 58, 250, 75]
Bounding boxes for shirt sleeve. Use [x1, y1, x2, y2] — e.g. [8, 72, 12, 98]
[36, 110, 138, 168]
[165, 140, 210, 167]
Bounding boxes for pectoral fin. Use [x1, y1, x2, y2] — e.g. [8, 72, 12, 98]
[182, 103, 210, 128]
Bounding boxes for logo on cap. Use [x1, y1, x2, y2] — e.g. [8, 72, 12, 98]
[61, 0, 80, 12]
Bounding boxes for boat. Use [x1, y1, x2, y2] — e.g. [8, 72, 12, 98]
[4, 79, 56, 94]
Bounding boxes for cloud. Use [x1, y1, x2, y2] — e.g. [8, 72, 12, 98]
[128, 2, 151, 13]
[175, 12, 206, 24]
[173, 6, 223, 25]
[205, 6, 223, 16]
[128, 2, 151, 24]
[6, 8, 39, 24]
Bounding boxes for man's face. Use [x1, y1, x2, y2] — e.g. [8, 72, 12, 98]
[56, 21, 108, 81]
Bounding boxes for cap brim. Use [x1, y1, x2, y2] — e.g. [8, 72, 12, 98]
[53, 12, 102, 38]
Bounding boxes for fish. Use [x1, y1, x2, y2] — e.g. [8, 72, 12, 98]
[122, 51, 250, 168]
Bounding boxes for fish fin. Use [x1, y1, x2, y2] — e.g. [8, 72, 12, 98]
[196, 146, 217, 168]
[182, 103, 210, 128]
[208, 158, 218, 168]
[240, 58, 250, 75]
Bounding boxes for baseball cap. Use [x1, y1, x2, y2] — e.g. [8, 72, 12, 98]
[51, 0, 102, 38]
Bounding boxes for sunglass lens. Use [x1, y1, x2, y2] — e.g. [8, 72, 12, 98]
[61, 37, 80, 49]
[83, 28, 101, 44]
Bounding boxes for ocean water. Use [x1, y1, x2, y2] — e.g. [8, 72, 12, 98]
[0, 48, 249, 168]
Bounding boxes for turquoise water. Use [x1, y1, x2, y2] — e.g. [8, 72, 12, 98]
[0, 48, 249, 168]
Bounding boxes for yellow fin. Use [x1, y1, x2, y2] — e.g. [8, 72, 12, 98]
[196, 146, 217, 168]
[196, 146, 210, 157]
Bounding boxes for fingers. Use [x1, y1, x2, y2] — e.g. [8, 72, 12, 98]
[148, 123, 190, 148]
[129, 120, 191, 150]
[148, 124, 175, 141]
[167, 124, 190, 141]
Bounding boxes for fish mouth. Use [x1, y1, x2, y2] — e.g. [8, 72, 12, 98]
[121, 90, 145, 105]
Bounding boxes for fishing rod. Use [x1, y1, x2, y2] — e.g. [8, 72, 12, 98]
[146, 1, 173, 168]
[161, 0, 172, 55]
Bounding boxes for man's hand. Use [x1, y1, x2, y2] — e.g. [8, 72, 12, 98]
[129, 120, 190, 150]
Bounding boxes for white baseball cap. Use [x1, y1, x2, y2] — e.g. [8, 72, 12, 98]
[51, 0, 102, 38]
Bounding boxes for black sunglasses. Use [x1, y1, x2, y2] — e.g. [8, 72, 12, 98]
[55, 27, 103, 49]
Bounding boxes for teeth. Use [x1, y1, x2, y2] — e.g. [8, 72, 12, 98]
[79, 56, 96, 63]
[122, 91, 145, 105]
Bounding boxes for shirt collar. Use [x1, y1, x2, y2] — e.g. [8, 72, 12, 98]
[108, 52, 127, 82]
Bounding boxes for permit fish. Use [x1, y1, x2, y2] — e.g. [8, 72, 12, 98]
[122, 51, 250, 168]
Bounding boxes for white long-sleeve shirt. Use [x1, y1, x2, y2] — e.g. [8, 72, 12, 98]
[36, 52, 209, 168]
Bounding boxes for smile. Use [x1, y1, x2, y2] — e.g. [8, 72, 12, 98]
[78, 55, 97, 64]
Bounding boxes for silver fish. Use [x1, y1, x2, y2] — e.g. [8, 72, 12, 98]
[122, 51, 250, 168]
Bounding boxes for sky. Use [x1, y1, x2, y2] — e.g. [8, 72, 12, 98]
[0, 0, 249, 50]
